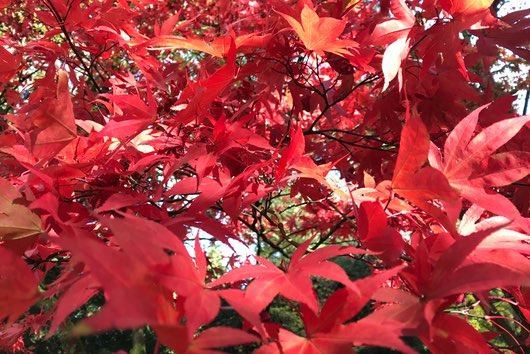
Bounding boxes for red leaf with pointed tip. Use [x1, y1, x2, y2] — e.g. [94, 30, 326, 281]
[101, 213, 189, 260]
[443, 103, 486, 174]
[217, 289, 265, 335]
[190, 327, 259, 353]
[455, 180, 525, 225]
[370, 0, 415, 46]
[173, 38, 236, 125]
[56, 227, 180, 332]
[446, 115, 530, 180]
[425, 223, 530, 298]
[0, 46, 21, 85]
[209, 243, 365, 314]
[184, 288, 221, 336]
[99, 93, 157, 139]
[276, 126, 305, 181]
[48, 274, 100, 335]
[30, 70, 77, 160]
[301, 266, 404, 337]
[469, 151, 530, 187]
[392, 109, 429, 186]
[291, 156, 349, 199]
[439, 0, 494, 16]
[429, 261, 530, 299]
[156, 325, 259, 354]
[350, 320, 416, 353]
[395, 166, 459, 203]
[358, 201, 405, 263]
[392, 108, 458, 229]
[95, 192, 150, 212]
[274, 316, 413, 354]
[432, 105, 530, 225]
[100, 215, 221, 333]
[145, 35, 223, 57]
[275, 327, 355, 354]
[0, 246, 40, 321]
[475, 8, 530, 61]
[272, 265, 407, 354]
[159, 12, 183, 36]
[419, 313, 492, 354]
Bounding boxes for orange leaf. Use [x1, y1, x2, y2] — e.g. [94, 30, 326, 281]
[439, 0, 494, 16]
[145, 35, 223, 57]
[278, 5, 356, 56]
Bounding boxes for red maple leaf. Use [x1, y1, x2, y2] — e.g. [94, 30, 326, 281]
[209, 238, 365, 314]
[428, 103, 530, 228]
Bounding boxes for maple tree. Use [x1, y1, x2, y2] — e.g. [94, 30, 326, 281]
[1, 0, 530, 352]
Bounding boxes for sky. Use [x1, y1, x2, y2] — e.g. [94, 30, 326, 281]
[497, 0, 530, 114]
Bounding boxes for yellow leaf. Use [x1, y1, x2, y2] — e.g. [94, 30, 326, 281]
[0, 178, 42, 241]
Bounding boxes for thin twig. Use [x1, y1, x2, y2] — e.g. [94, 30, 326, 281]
[43, 0, 102, 93]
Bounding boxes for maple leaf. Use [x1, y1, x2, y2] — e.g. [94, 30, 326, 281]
[28, 70, 77, 160]
[56, 227, 179, 333]
[275, 126, 305, 181]
[0, 45, 21, 86]
[438, 0, 498, 35]
[278, 5, 356, 57]
[88, 214, 223, 334]
[0, 178, 42, 241]
[458, 210, 530, 254]
[439, 0, 494, 16]
[99, 216, 225, 333]
[391, 104, 459, 231]
[209, 238, 365, 314]
[382, 37, 410, 91]
[53, 215, 200, 333]
[0, 246, 40, 321]
[144, 35, 224, 57]
[371, 223, 530, 343]
[2, 0, 530, 350]
[417, 313, 493, 353]
[291, 156, 350, 199]
[171, 37, 236, 126]
[275, 127, 348, 198]
[156, 236, 223, 334]
[155, 325, 259, 354]
[99, 92, 157, 139]
[473, 8, 530, 62]
[265, 313, 413, 353]
[370, 0, 416, 46]
[145, 33, 271, 57]
[47, 273, 100, 335]
[255, 267, 408, 353]
[424, 223, 530, 299]
[372, 0, 416, 90]
[153, 11, 183, 36]
[429, 104, 530, 225]
[94, 191, 150, 213]
[357, 201, 405, 263]
[470, 151, 530, 187]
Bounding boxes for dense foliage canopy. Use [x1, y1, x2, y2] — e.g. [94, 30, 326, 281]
[1, 0, 530, 352]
